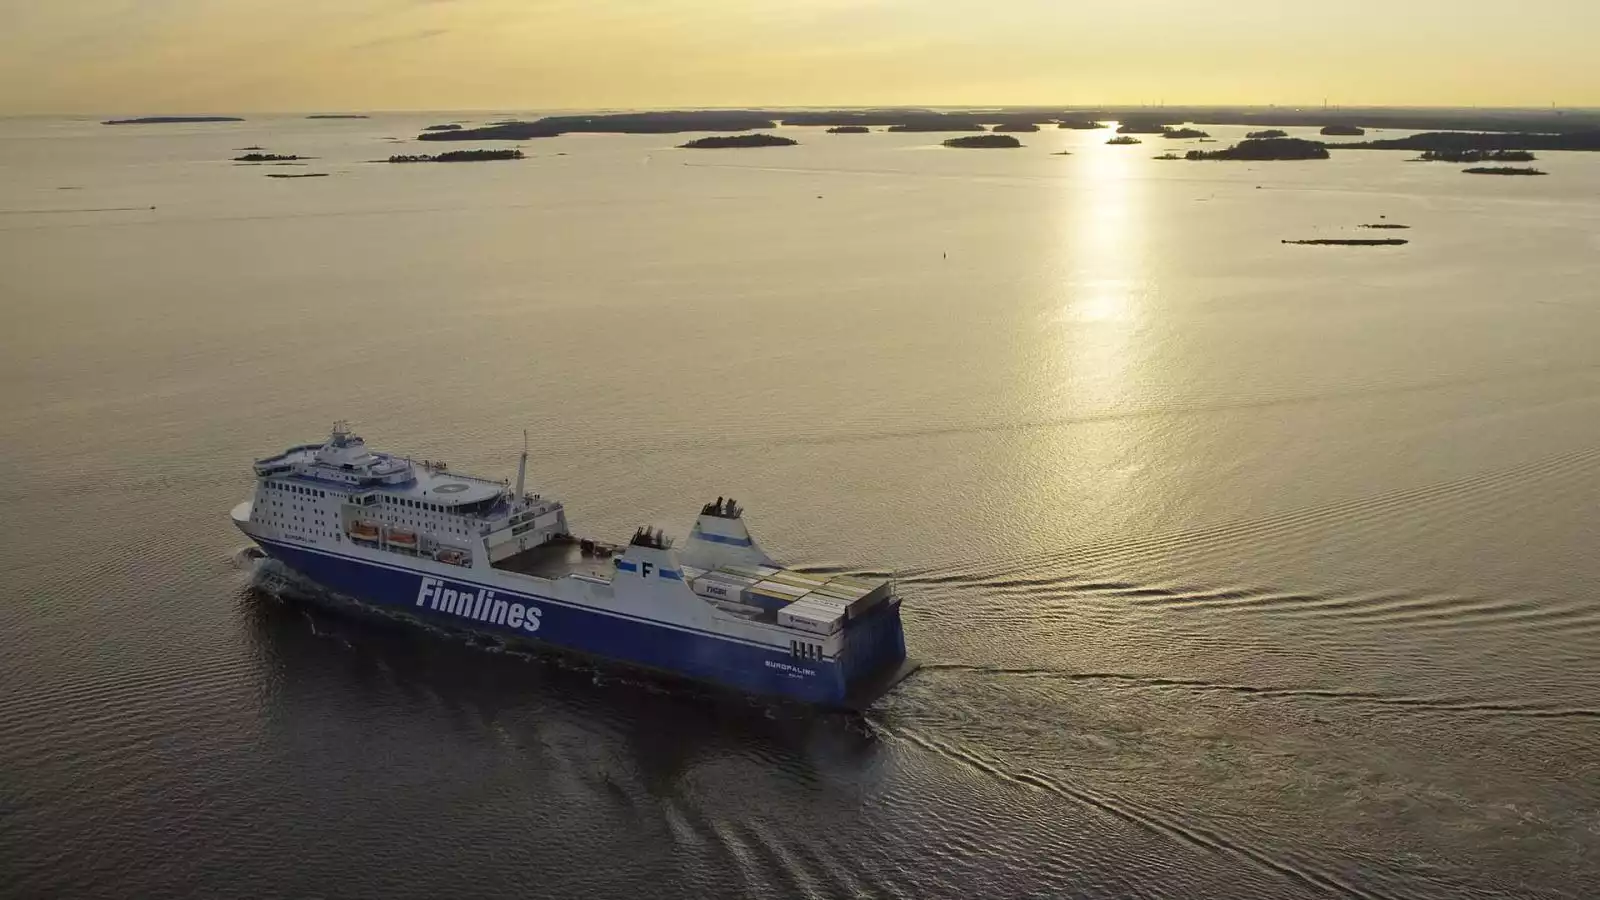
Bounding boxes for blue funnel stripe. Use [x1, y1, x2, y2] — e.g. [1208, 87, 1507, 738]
[693, 531, 754, 547]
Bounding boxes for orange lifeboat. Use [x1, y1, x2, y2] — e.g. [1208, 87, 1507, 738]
[386, 528, 418, 549]
[347, 520, 380, 542]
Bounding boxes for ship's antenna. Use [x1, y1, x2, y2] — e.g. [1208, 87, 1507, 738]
[514, 429, 529, 499]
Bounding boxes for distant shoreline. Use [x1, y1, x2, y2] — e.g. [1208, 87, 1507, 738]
[86, 107, 1600, 136]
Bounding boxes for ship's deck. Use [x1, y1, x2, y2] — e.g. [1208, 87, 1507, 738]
[492, 541, 617, 582]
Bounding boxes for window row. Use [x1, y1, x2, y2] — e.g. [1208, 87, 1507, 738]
[385, 496, 454, 514]
[266, 482, 342, 501]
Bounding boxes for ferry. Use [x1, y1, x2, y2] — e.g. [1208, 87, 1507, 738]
[231, 424, 913, 708]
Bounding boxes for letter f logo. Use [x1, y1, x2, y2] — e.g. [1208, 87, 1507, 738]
[640, 561, 654, 578]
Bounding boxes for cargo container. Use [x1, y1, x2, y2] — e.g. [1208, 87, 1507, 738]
[810, 582, 886, 618]
[689, 571, 758, 603]
[709, 599, 768, 620]
[763, 569, 830, 590]
[828, 575, 878, 591]
[751, 579, 811, 599]
[742, 579, 812, 613]
[802, 594, 851, 615]
[812, 582, 871, 601]
[779, 602, 842, 635]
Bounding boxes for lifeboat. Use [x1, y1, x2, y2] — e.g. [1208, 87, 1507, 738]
[435, 548, 470, 566]
[386, 528, 418, 548]
[347, 520, 380, 542]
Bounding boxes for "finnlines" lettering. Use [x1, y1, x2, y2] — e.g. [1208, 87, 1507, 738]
[416, 577, 542, 633]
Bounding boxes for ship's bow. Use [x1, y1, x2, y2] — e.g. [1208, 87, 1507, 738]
[230, 500, 256, 538]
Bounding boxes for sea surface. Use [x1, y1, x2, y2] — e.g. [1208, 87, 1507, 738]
[2, 114, 1599, 899]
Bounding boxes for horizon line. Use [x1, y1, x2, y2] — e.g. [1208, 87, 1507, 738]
[13, 102, 1600, 119]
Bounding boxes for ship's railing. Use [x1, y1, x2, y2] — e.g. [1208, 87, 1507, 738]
[254, 443, 321, 465]
[411, 463, 512, 490]
[253, 445, 321, 474]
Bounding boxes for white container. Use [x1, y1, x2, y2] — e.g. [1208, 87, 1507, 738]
[691, 571, 757, 602]
[779, 603, 841, 635]
[813, 582, 871, 601]
[750, 580, 811, 599]
[744, 582, 808, 613]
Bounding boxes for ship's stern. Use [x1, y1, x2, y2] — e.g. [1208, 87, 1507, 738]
[836, 594, 916, 710]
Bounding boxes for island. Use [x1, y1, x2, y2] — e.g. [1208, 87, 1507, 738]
[827, 125, 870, 133]
[1284, 238, 1407, 246]
[1117, 121, 1171, 134]
[419, 111, 779, 141]
[1153, 153, 1184, 160]
[1305, 131, 1600, 153]
[993, 122, 1041, 133]
[1312, 129, 1600, 152]
[1463, 167, 1546, 176]
[234, 153, 307, 162]
[416, 121, 560, 141]
[942, 134, 1022, 148]
[549, 111, 778, 133]
[1247, 129, 1289, 139]
[885, 119, 986, 132]
[265, 173, 330, 178]
[1056, 119, 1105, 129]
[783, 111, 986, 130]
[1320, 125, 1366, 136]
[388, 149, 525, 162]
[307, 114, 368, 119]
[1186, 138, 1330, 160]
[422, 124, 463, 132]
[103, 116, 243, 125]
[1163, 127, 1211, 139]
[1416, 148, 1536, 162]
[1107, 135, 1143, 145]
[678, 134, 797, 149]
[1361, 223, 1411, 229]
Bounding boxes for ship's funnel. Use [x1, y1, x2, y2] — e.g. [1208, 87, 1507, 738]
[679, 498, 778, 570]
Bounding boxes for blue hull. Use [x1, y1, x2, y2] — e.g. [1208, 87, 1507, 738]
[255, 539, 906, 707]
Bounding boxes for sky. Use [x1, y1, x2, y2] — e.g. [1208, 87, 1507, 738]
[1, 0, 1597, 114]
